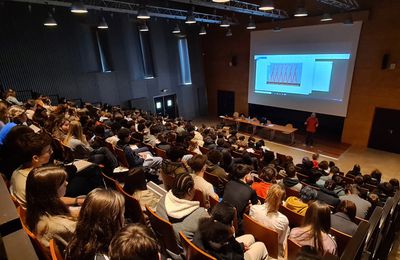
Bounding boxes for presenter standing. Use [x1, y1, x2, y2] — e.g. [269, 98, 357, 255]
[304, 112, 319, 147]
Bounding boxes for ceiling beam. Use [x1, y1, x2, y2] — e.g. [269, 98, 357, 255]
[317, 0, 359, 10]
[167, 0, 288, 19]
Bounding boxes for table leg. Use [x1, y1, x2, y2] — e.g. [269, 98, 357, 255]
[291, 133, 295, 144]
[270, 130, 275, 140]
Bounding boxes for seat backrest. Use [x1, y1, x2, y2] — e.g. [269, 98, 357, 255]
[340, 221, 369, 260]
[101, 171, 118, 190]
[287, 238, 301, 260]
[199, 146, 209, 155]
[160, 170, 175, 191]
[17, 207, 51, 260]
[363, 206, 383, 253]
[242, 214, 279, 259]
[365, 183, 377, 192]
[209, 195, 219, 209]
[105, 141, 116, 155]
[145, 206, 181, 255]
[49, 239, 63, 260]
[296, 172, 308, 182]
[114, 147, 130, 169]
[115, 183, 145, 224]
[342, 176, 354, 185]
[203, 172, 221, 188]
[329, 228, 352, 256]
[193, 189, 207, 208]
[232, 150, 243, 158]
[179, 231, 216, 260]
[279, 204, 304, 228]
[154, 147, 167, 159]
[300, 182, 320, 191]
[371, 197, 394, 258]
[285, 187, 300, 198]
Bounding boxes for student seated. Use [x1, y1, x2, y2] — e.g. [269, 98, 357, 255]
[279, 164, 302, 191]
[289, 201, 337, 255]
[160, 145, 189, 177]
[340, 184, 371, 219]
[109, 224, 160, 260]
[65, 189, 125, 260]
[26, 166, 76, 248]
[331, 200, 358, 236]
[194, 202, 268, 260]
[285, 186, 317, 216]
[317, 179, 340, 208]
[156, 173, 209, 240]
[251, 166, 277, 199]
[250, 184, 289, 257]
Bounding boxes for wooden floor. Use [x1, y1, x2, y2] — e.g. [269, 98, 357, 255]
[193, 117, 400, 182]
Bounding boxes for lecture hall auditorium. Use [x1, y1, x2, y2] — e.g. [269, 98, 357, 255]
[0, 0, 399, 259]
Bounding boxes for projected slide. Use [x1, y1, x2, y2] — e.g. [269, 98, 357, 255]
[254, 54, 350, 100]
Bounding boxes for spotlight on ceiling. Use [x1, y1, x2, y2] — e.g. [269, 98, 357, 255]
[220, 17, 230, 27]
[294, 7, 308, 17]
[199, 25, 207, 35]
[137, 6, 150, 19]
[226, 28, 232, 37]
[259, 0, 274, 11]
[320, 13, 333, 22]
[172, 24, 181, 34]
[139, 22, 149, 32]
[212, 0, 230, 2]
[246, 16, 256, 30]
[185, 11, 196, 24]
[97, 17, 108, 29]
[70, 1, 88, 14]
[44, 13, 57, 27]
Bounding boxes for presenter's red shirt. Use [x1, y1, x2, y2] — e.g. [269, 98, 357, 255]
[306, 117, 319, 133]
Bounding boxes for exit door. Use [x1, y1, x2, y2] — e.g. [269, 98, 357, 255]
[368, 108, 400, 154]
[154, 94, 178, 119]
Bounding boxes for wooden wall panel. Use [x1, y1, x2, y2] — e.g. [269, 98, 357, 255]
[202, 0, 400, 147]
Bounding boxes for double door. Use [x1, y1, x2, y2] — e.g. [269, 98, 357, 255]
[154, 94, 178, 119]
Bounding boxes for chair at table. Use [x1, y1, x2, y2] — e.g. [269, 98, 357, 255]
[49, 239, 64, 260]
[115, 182, 145, 224]
[242, 214, 279, 259]
[145, 206, 182, 258]
[329, 228, 352, 256]
[279, 204, 304, 228]
[160, 170, 175, 191]
[287, 238, 301, 260]
[179, 231, 216, 260]
[17, 207, 51, 260]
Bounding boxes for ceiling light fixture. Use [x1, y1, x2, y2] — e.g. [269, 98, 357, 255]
[137, 6, 150, 19]
[226, 28, 232, 37]
[199, 25, 207, 35]
[44, 13, 57, 26]
[259, 0, 274, 11]
[97, 16, 108, 29]
[246, 16, 256, 30]
[212, 0, 230, 3]
[70, 1, 88, 14]
[185, 11, 196, 24]
[172, 24, 181, 34]
[294, 7, 308, 17]
[220, 17, 230, 27]
[320, 13, 333, 22]
[139, 22, 149, 32]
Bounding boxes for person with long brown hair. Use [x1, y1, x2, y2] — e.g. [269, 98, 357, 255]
[65, 188, 125, 260]
[25, 166, 76, 248]
[289, 201, 337, 255]
[63, 120, 92, 159]
[250, 184, 289, 257]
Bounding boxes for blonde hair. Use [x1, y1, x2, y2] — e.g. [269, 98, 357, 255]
[64, 120, 87, 145]
[265, 184, 285, 213]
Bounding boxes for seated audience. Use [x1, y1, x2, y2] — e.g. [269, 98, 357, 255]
[65, 188, 125, 260]
[390, 178, 399, 192]
[311, 153, 319, 168]
[251, 166, 277, 199]
[160, 145, 189, 177]
[279, 164, 302, 191]
[52, 118, 70, 141]
[285, 186, 318, 216]
[317, 179, 340, 208]
[331, 200, 358, 236]
[194, 202, 268, 260]
[289, 201, 337, 255]
[250, 184, 289, 256]
[340, 184, 371, 218]
[346, 164, 362, 177]
[187, 154, 219, 208]
[108, 224, 160, 260]
[156, 173, 209, 240]
[206, 149, 228, 180]
[26, 166, 76, 248]
[371, 169, 382, 185]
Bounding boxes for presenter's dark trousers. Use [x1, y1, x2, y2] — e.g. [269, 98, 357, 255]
[305, 132, 315, 146]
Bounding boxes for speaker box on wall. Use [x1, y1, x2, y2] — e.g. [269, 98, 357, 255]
[381, 53, 389, 70]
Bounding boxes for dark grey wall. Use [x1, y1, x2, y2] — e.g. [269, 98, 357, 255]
[0, 2, 207, 119]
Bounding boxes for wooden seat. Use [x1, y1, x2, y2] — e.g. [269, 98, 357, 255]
[179, 231, 216, 260]
[285, 187, 300, 198]
[203, 171, 221, 188]
[209, 195, 219, 209]
[142, 142, 155, 153]
[363, 206, 383, 254]
[101, 171, 118, 190]
[242, 214, 279, 259]
[49, 239, 63, 260]
[17, 207, 51, 260]
[193, 189, 207, 208]
[115, 183, 145, 224]
[115, 147, 130, 169]
[232, 150, 242, 158]
[342, 175, 354, 185]
[296, 172, 308, 182]
[199, 146, 209, 155]
[329, 227, 352, 256]
[160, 170, 175, 191]
[370, 198, 394, 259]
[145, 206, 181, 257]
[300, 182, 320, 191]
[154, 147, 167, 159]
[340, 221, 369, 259]
[279, 204, 304, 228]
[287, 238, 301, 260]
